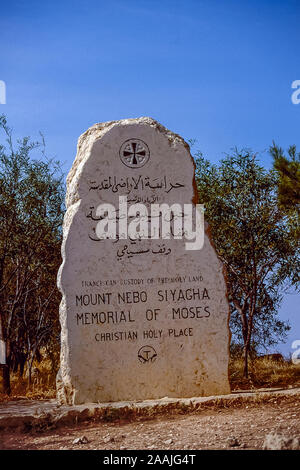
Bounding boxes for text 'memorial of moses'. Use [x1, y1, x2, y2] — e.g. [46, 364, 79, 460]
[57, 117, 230, 405]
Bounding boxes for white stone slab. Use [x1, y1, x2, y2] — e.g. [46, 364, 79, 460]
[57, 117, 230, 404]
[0, 340, 6, 365]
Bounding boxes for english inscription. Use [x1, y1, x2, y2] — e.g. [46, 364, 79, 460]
[57, 117, 230, 405]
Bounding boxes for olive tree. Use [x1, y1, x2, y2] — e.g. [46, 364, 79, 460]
[0, 115, 64, 393]
[195, 148, 299, 378]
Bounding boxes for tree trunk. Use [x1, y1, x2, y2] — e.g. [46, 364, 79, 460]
[19, 354, 26, 377]
[233, 297, 250, 379]
[27, 353, 35, 388]
[243, 323, 253, 379]
[1, 364, 11, 395]
[28, 361, 32, 388]
[0, 315, 11, 394]
[243, 344, 249, 378]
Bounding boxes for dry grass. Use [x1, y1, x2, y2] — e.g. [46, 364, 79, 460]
[0, 357, 57, 401]
[229, 356, 300, 390]
[0, 356, 299, 402]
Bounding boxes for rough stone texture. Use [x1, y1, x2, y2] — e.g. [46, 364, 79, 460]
[263, 433, 300, 450]
[1, 388, 299, 432]
[57, 117, 230, 405]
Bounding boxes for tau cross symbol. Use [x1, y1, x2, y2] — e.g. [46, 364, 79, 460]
[138, 345, 157, 363]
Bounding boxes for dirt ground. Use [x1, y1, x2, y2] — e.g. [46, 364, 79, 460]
[0, 394, 299, 450]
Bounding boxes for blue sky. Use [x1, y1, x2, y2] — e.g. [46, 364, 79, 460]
[1, 0, 299, 355]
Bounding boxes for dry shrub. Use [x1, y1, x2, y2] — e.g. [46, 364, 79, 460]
[229, 356, 300, 390]
[1, 354, 300, 402]
[0, 356, 57, 401]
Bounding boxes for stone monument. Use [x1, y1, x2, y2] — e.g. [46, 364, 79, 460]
[57, 117, 230, 405]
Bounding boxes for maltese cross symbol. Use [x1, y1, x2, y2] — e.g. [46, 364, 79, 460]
[119, 139, 150, 168]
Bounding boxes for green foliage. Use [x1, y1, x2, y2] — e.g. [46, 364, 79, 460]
[270, 142, 300, 252]
[195, 148, 299, 376]
[270, 142, 300, 211]
[0, 114, 65, 388]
